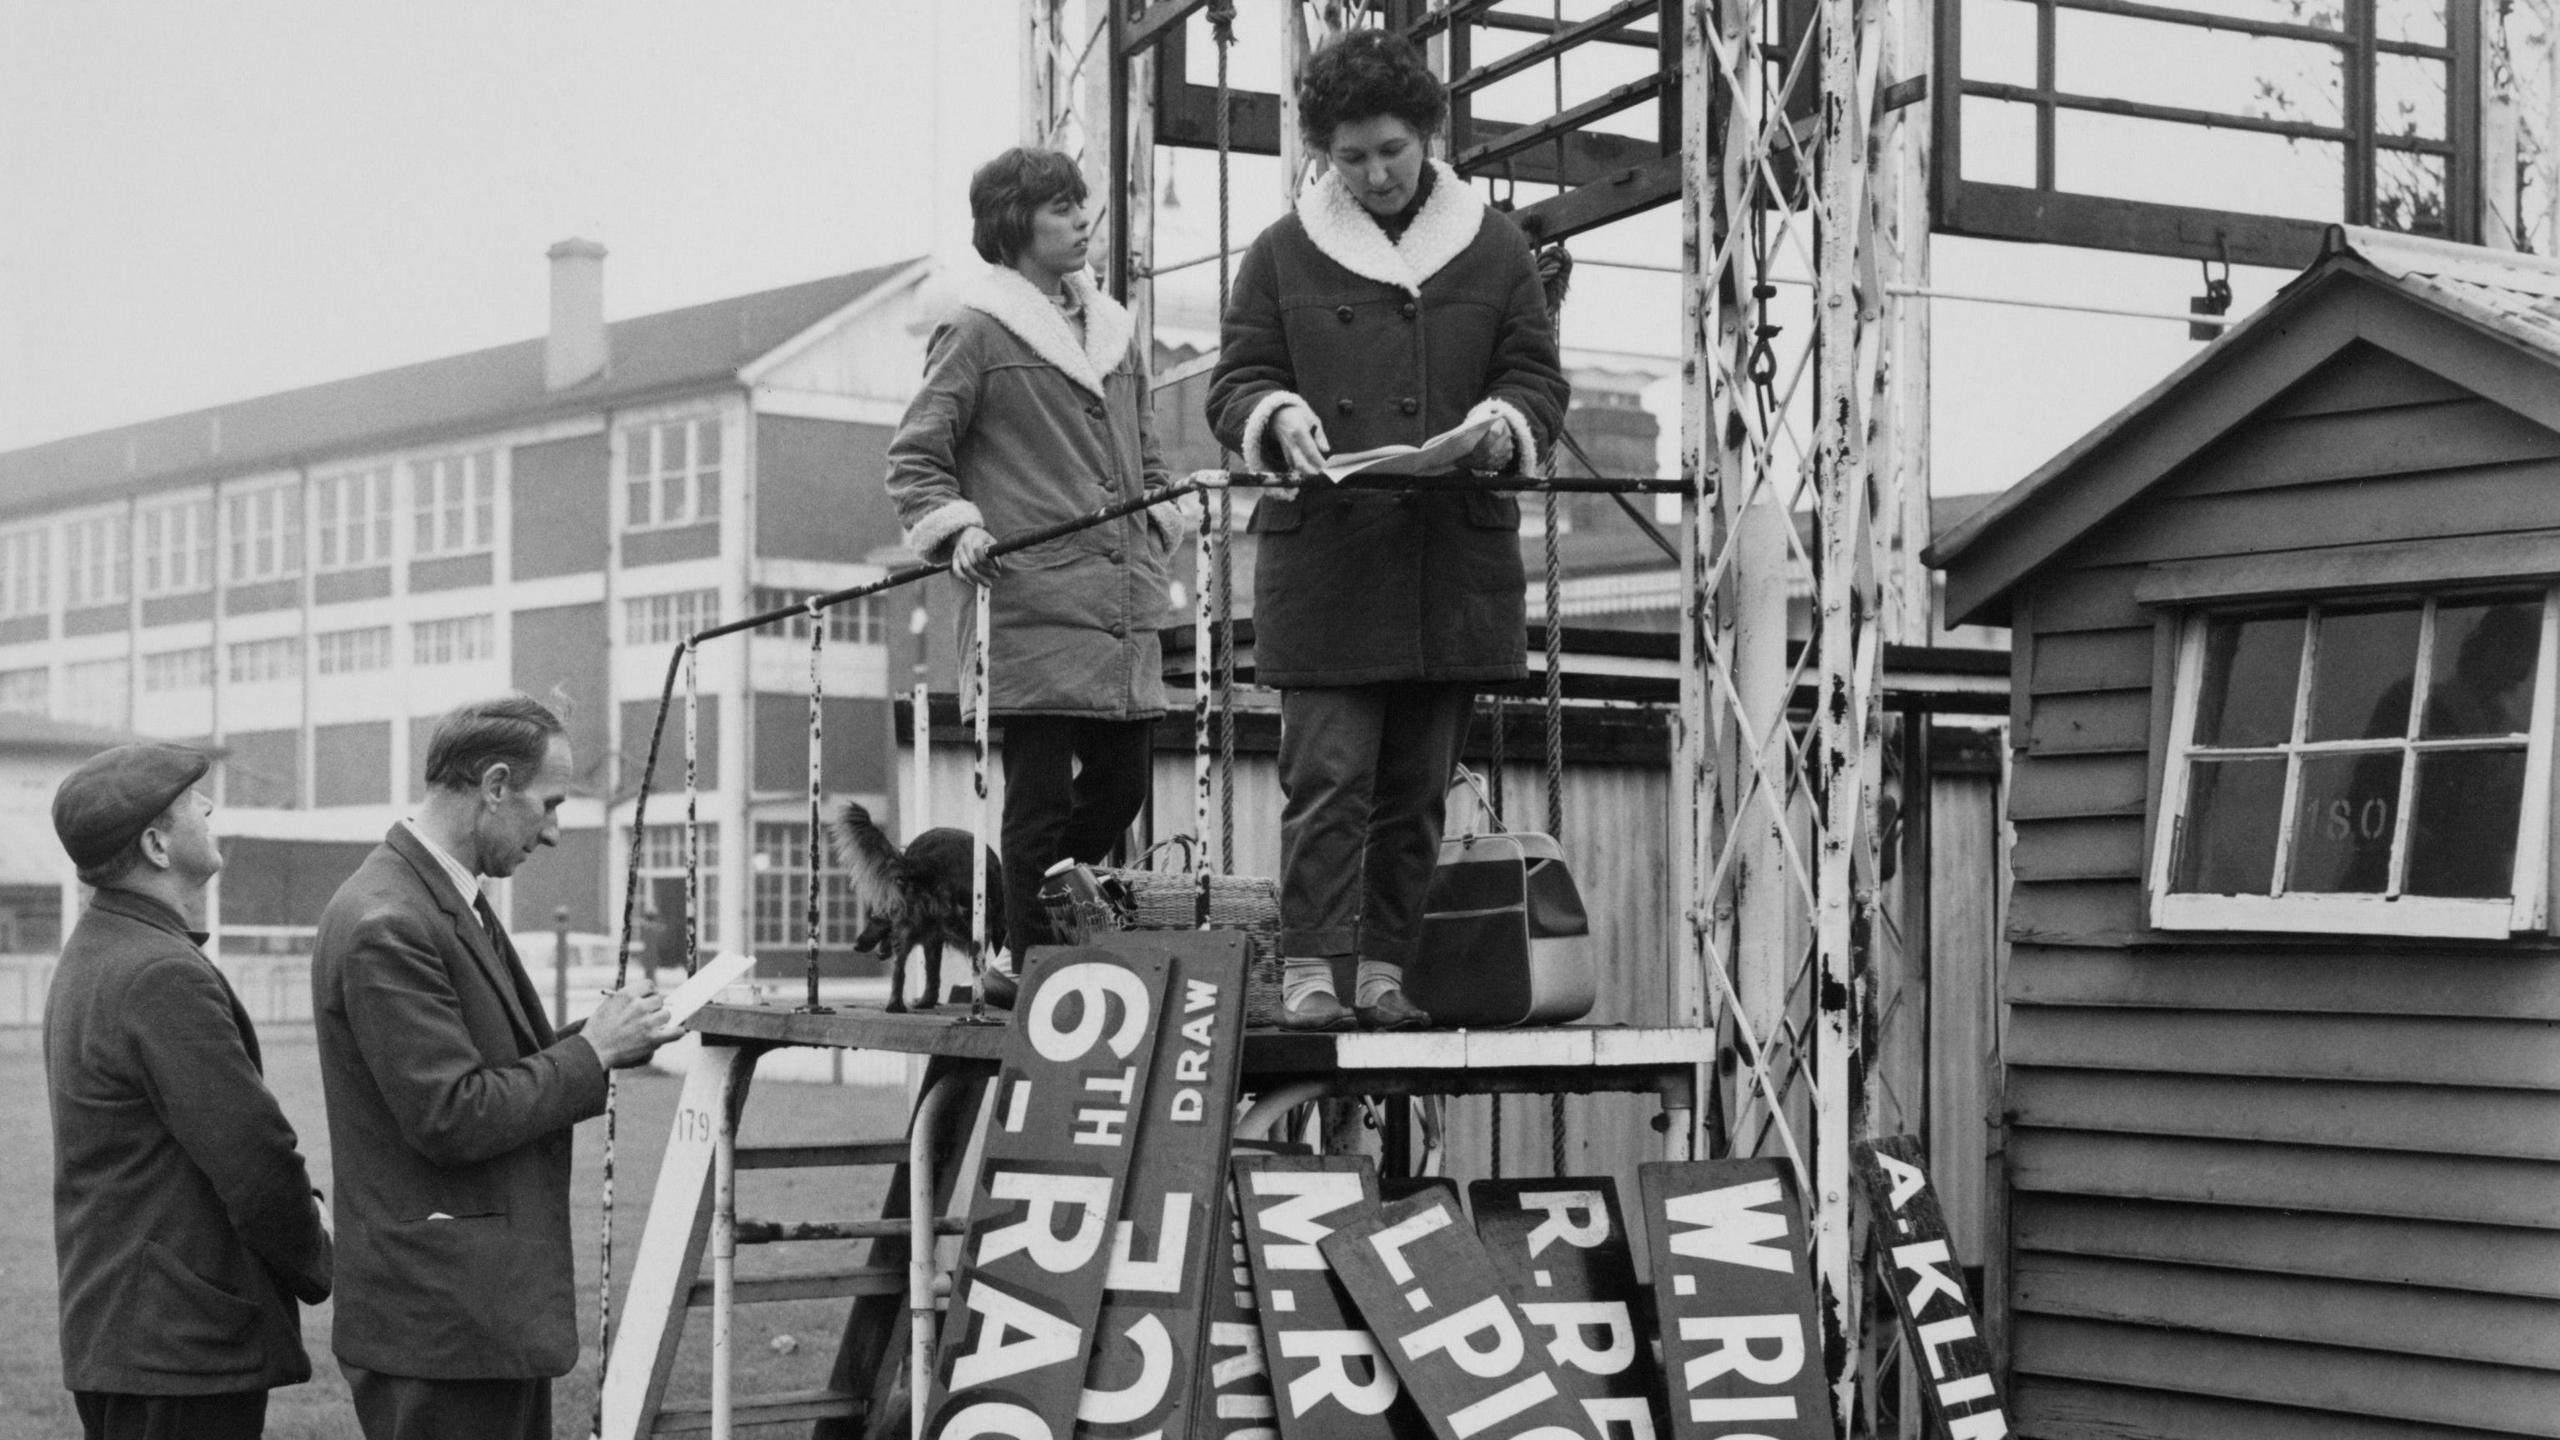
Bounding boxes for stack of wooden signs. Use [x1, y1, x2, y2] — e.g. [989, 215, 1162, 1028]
[915, 935, 2006, 1440]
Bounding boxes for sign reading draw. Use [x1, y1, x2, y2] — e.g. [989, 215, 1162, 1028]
[1637, 1160, 1836, 1440]
[923, 947, 1171, 1440]
[1078, 933, 1252, 1440]
[1853, 1137, 2008, 1440]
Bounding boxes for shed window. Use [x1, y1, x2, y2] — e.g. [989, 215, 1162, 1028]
[2153, 588, 2560, 938]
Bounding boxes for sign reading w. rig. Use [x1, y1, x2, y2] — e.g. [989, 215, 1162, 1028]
[923, 947, 1171, 1440]
[1853, 1137, 2009, 1440]
[1637, 1160, 1835, 1440]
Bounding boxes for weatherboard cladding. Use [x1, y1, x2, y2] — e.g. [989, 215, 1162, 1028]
[0, 261, 914, 521]
[1977, 279, 2560, 1430]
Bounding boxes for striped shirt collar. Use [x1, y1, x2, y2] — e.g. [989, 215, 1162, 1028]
[400, 816, 484, 911]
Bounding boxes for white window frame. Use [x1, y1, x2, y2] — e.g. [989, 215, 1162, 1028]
[0, 527, 48, 618]
[63, 514, 129, 609]
[0, 667, 46, 714]
[60, 657, 128, 730]
[141, 647, 213, 693]
[314, 626, 392, 676]
[635, 823, 719, 946]
[751, 820, 860, 949]
[751, 587, 881, 645]
[2149, 587, 2560, 940]
[224, 482, 303, 584]
[413, 450, 496, 557]
[624, 589, 721, 646]
[227, 636, 302, 686]
[622, 416, 723, 532]
[140, 499, 212, 597]
[412, 615, 494, 666]
[315, 467, 396, 571]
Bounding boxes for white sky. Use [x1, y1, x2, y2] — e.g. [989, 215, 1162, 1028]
[0, 0, 2301, 505]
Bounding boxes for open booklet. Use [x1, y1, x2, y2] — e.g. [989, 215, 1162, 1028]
[1318, 414, 1497, 483]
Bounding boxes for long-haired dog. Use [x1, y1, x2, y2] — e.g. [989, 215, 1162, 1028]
[825, 800, 1005, 1013]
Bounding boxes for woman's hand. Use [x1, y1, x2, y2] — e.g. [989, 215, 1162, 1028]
[1271, 403, 1332, 478]
[950, 526, 1002, 587]
[1465, 421, 1516, 473]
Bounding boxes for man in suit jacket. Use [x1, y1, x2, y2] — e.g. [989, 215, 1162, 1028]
[313, 695, 674, 1440]
[46, 743, 334, 1440]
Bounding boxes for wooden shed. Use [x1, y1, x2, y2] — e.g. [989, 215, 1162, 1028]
[1930, 227, 2560, 1438]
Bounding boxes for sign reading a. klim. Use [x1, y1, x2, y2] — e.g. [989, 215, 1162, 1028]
[1854, 1137, 2009, 1440]
[922, 948, 1170, 1440]
[1637, 1160, 1835, 1440]
[1471, 1179, 1667, 1438]
[1078, 934, 1251, 1440]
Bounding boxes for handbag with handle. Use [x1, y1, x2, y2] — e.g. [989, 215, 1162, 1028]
[1406, 770, 1596, 1028]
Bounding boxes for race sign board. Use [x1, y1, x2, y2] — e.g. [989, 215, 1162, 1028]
[1853, 1137, 2009, 1440]
[923, 946, 1172, 1440]
[1078, 933, 1253, 1440]
[1197, 1171, 1282, 1440]
[1637, 1160, 1836, 1440]
[1471, 1179, 1667, 1438]
[1232, 1155, 1431, 1439]
[1323, 1191, 1604, 1440]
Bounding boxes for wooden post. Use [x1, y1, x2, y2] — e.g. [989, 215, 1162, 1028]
[553, 905, 570, 1026]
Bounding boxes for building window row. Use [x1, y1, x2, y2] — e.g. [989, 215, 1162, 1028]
[415, 450, 496, 559]
[229, 636, 301, 685]
[62, 659, 127, 731]
[751, 588, 884, 645]
[413, 614, 494, 666]
[65, 514, 130, 610]
[316, 626, 392, 676]
[0, 529, 47, 620]
[316, 467, 396, 571]
[226, 483, 303, 584]
[0, 668, 44, 715]
[634, 822, 720, 946]
[626, 589, 721, 646]
[626, 417, 723, 532]
[141, 500, 212, 598]
[142, 647, 214, 693]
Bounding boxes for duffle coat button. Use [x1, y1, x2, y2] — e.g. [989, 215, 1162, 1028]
[1337, 397, 1356, 414]
[1400, 301, 1418, 320]
[1399, 397, 1420, 415]
[1336, 306, 1355, 323]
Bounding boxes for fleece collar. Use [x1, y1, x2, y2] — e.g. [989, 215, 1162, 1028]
[1296, 158, 1484, 296]
[955, 266, 1136, 400]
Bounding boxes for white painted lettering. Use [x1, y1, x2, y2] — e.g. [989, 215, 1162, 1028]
[1447, 1374, 1559, 1437]
[1917, 1314, 1976, 1381]
[1365, 1203, 1455, 1283]
[1029, 962, 1152, 1063]
[1107, 1194, 1193, 1293]
[1581, 1396, 1661, 1440]
[1170, 1089, 1203, 1122]
[1874, 1151, 1927, 1211]
[1208, 1320, 1268, 1387]
[1521, 1300, 1636, 1375]
[1661, 1179, 1795, 1273]
[1072, 1107, 1130, 1146]
[1175, 1050, 1210, 1082]
[948, 1282, 1082, 1390]
[1277, 1329, 1400, 1416]
[1689, 1394, 1797, 1422]
[978, 1172, 1113, 1273]
[1084, 1066, 1139, 1105]
[1516, 1189, 1611, 1256]
[1076, 1313, 1172, 1423]
[1401, 1294, 1528, 1380]
[1248, 1170, 1365, 1269]
[1946, 1410, 2010, 1439]
[1184, 977, 1219, 1012]
[937, 1399, 1052, 1439]
[1891, 1239, 1966, 1316]
[1678, 1312, 1805, 1387]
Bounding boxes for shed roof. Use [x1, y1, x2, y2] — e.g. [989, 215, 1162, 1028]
[0, 258, 926, 523]
[1927, 228, 2560, 626]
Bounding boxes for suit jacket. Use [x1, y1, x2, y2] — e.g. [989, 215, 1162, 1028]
[46, 887, 332, 1395]
[312, 826, 607, 1379]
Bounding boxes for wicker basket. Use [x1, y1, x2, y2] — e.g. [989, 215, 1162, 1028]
[1096, 837, 1287, 1028]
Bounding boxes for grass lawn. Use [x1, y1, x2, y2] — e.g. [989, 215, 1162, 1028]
[0, 1027, 918, 1440]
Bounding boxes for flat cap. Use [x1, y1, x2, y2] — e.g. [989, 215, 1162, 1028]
[52, 744, 211, 870]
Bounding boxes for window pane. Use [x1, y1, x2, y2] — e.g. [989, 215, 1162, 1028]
[2194, 612, 2303, 746]
[2056, 111, 2344, 221]
[2306, 605, 2420, 740]
[2287, 751, 2401, 893]
[2377, 54, 2447, 141]
[2374, 148, 2449, 235]
[2426, 596, 2541, 736]
[2406, 748, 2526, 898]
[1960, 97, 2038, 186]
[2174, 756, 2289, 894]
[1962, 0, 2038, 85]
[2055, 11, 2344, 128]
[2376, 0, 2443, 45]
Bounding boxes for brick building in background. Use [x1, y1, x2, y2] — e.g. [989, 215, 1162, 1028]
[0, 243, 941, 974]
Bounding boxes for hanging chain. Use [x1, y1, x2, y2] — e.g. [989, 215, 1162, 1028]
[805, 604, 828, 1011]
[1212, 0, 1238, 873]
[684, 642, 702, 979]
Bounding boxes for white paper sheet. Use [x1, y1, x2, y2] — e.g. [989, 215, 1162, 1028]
[1318, 415, 1497, 482]
[662, 950, 758, 1024]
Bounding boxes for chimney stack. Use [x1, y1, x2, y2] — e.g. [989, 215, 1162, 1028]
[544, 237, 608, 391]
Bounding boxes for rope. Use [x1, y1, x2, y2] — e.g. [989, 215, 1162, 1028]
[1543, 491, 1568, 1177]
[685, 644, 702, 978]
[805, 604, 828, 1012]
[971, 582, 993, 1016]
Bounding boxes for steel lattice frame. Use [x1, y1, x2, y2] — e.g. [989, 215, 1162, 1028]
[1064, 1, 1935, 1427]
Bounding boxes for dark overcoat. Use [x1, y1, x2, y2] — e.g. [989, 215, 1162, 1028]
[312, 826, 607, 1379]
[1207, 159, 1570, 688]
[885, 267, 1180, 718]
[46, 887, 332, 1395]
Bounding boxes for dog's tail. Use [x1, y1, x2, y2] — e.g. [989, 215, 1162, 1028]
[824, 799, 902, 904]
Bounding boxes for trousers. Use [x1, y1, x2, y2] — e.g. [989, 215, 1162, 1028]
[342, 1364, 550, 1440]
[73, 1389, 267, 1440]
[999, 714, 1154, 957]
[1275, 682, 1474, 966]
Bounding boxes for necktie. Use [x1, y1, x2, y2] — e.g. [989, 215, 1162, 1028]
[473, 892, 509, 957]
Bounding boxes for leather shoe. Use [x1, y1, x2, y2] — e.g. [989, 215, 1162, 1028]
[1356, 987, 1431, 1031]
[1277, 990, 1356, 1032]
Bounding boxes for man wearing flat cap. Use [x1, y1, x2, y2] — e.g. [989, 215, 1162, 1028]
[44, 743, 333, 1440]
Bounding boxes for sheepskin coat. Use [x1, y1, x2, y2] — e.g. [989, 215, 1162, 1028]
[1206, 159, 1570, 688]
[886, 267, 1177, 719]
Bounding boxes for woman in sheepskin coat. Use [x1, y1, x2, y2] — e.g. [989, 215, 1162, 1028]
[1207, 30, 1570, 1031]
[885, 147, 1181, 983]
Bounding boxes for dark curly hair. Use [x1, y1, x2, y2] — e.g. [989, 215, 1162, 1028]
[969, 148, 1089, 267]
[1296, 29, 1447, 155]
